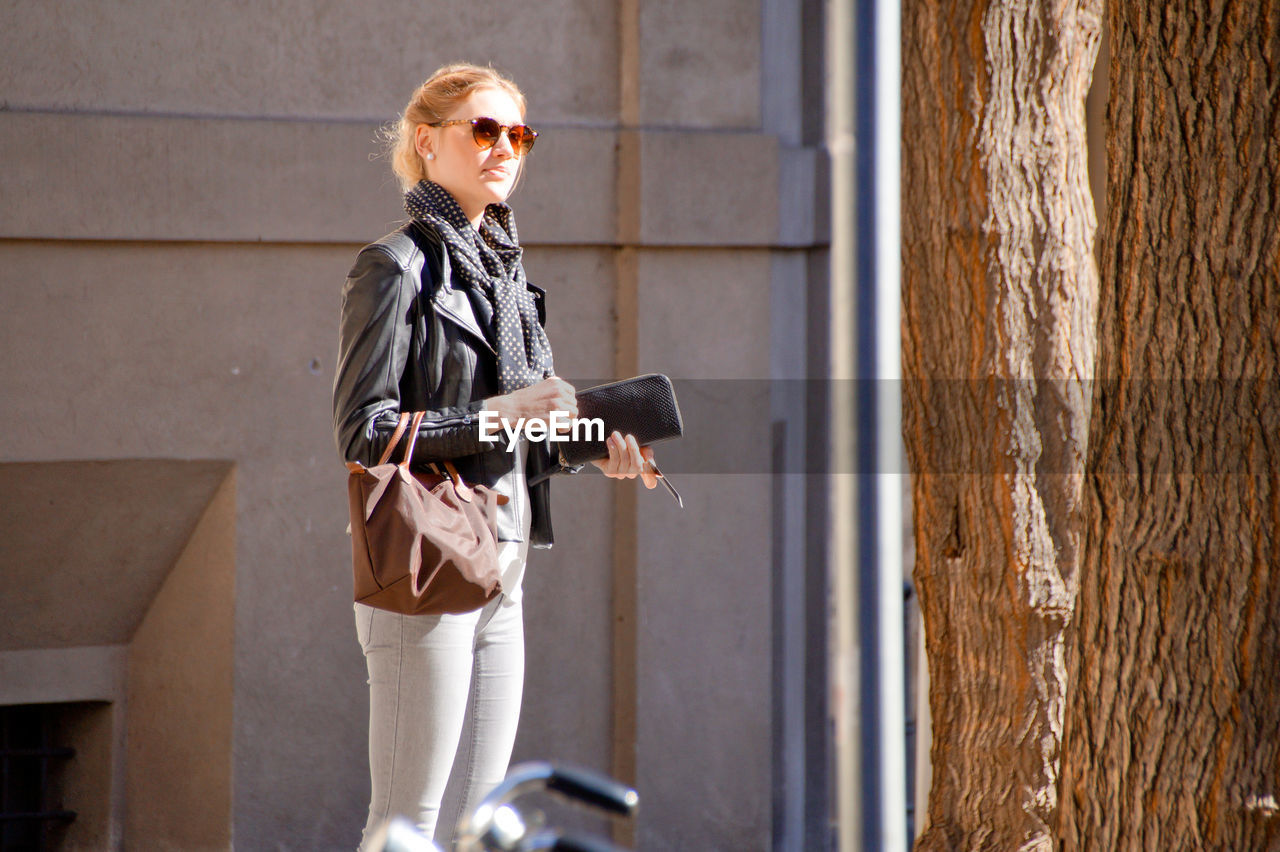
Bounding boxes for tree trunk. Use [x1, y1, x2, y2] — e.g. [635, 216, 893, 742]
[1058, 2, 1280, 849]
[902, 0, 1101, 848]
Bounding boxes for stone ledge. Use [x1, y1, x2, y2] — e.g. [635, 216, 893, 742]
[0, 645, 126, 704]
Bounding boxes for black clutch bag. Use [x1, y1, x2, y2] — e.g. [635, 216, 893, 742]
[527, 374, 684, 505]
[559, 373, 684, 466]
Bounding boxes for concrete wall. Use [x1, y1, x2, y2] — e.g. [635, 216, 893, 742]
[0, 1, 827, 848]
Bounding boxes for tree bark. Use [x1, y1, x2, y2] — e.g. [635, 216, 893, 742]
[1058, 2, 1280, 850]
[902, 0, 1102, 848]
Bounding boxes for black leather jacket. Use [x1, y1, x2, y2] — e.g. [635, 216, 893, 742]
[332, 221, 555, 547]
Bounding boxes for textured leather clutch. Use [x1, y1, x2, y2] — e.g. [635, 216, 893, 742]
[525, 374, 685, 506]
[558, 373, 684, 467]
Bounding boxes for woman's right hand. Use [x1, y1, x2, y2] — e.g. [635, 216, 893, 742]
[485, 377, 578, 426]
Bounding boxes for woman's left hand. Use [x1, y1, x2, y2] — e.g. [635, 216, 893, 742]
[592, 431, 659, 489]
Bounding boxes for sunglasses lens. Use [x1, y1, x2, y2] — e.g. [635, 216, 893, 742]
[509, 126, 537, 155]
[470, 118, 503, 148]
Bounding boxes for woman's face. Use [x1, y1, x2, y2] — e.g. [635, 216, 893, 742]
[417, 86, 525, 224]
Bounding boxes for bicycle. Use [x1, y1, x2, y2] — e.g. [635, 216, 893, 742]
[369, 761, 639, 852]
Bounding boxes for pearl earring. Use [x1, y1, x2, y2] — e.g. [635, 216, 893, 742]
[426, 153, 435, 161]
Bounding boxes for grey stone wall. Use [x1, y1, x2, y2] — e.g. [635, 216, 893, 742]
[0, 1, 826, 848]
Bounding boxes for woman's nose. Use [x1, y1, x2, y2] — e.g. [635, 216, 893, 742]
[491, 131, 516, 158]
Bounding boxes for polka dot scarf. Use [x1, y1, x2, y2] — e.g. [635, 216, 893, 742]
[405, 180, 553, 394]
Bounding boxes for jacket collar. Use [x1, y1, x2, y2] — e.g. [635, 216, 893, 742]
[408, 220, 545, 355]
[434, 287, 495, 355]
[404, 219, 491, 353]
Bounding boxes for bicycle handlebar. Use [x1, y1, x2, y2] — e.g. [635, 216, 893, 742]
[455, 761, 639, 851]
[543, 764, 639, 817]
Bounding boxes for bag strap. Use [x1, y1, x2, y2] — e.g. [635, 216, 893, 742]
[376, 412, 414, 466]
[399, 411, 427, 467]
[389, 415, 494, 506]
[443, 459, 475, 502]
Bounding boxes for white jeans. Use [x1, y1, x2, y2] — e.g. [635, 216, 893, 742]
[355, 594, 525, 849]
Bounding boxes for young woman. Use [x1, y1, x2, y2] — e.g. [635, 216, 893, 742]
[331, 63, 657, 849]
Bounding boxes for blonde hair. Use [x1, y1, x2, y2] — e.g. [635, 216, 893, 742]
[386, 63, 527, 191]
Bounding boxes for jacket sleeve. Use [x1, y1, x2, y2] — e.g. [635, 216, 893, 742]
[332, 245, 488, 467]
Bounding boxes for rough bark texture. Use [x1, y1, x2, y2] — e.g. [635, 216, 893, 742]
[1058, 3, 1280, 850]
[902, 0, 1102, 848]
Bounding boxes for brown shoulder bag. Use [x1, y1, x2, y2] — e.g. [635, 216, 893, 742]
[347, 411, 507, 615]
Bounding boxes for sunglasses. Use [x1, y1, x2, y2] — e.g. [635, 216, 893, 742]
[429, 116, 538, 156]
